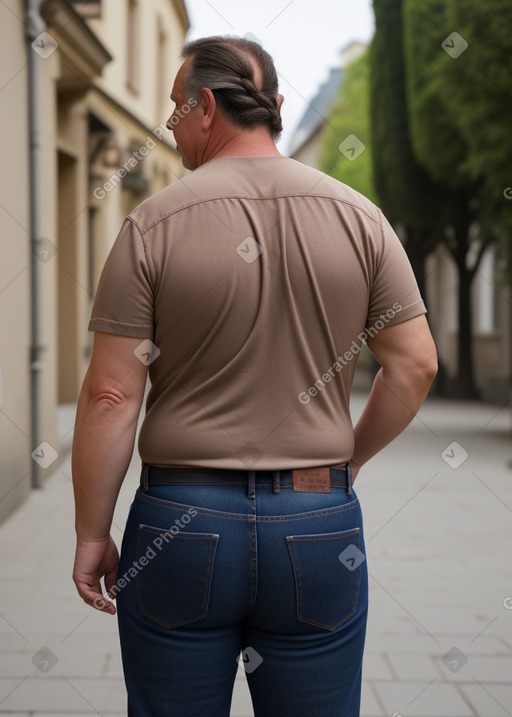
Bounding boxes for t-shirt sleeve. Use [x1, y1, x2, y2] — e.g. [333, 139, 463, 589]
[366, 209, 426, 329]
[88, 217, 155, 338]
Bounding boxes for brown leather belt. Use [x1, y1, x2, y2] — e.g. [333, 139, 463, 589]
[140, 463, 352, 496]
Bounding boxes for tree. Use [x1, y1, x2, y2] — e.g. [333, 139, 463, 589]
[442, 0, 512, 268]
[324, 2, 512, 398]
[403, 0, 496, 399]
[320, 50, 377, 204]
[369, 0, 443, 303]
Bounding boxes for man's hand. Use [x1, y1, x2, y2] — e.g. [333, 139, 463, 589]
[73, 536, 119, 614]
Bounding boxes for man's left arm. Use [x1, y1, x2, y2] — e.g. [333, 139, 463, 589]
[72, 332, 148, 614]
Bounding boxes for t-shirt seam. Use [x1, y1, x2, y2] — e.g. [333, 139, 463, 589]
[126, 216, 156, 289]
[376, 209, 386, 271]
[89, 317, 154, 329]
[367, 298, 425, 319]
[399, 298, 425, 311]
[133, 194, 381, 236]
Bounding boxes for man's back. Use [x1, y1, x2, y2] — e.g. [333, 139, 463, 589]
[90, 155, 424, 469]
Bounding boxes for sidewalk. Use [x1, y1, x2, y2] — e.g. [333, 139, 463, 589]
[0, 394, 511, 716]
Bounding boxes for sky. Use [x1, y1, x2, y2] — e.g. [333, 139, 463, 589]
[182, 0, 375, 154]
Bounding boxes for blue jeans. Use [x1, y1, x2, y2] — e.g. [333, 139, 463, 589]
[116, 467, 368, 716]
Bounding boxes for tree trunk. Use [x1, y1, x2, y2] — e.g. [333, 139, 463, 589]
[454, 262, 478, 398]
[446, 236, 479, 399]
[404, 228, 427, 307]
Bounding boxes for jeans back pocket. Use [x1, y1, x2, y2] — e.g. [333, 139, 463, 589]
[135, 524, 219, 629]
[286, 527, 365, 631]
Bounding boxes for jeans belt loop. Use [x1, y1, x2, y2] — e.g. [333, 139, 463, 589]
[141, 463, 149, 492]
[272, 470, 281, 493]
[247, 470, 256, 499]
[346, 464, 352, 495]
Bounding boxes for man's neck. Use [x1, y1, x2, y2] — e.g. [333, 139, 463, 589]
[198, 128, 282, 166]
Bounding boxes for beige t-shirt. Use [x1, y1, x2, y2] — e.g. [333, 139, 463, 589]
[89, 156, 426, 469]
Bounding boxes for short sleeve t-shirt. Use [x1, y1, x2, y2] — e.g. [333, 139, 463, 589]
[89, 156, 426, 469]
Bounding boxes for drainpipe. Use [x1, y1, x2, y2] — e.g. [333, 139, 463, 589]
[26, 0, 46, 488]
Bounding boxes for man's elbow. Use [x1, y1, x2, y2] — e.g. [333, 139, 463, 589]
[382, 349, 437, 394]
[412, 350, 438, 392]
[421, 352, 438, 383]
[81, 378, 139, 417]
[91, 388, 128, 411]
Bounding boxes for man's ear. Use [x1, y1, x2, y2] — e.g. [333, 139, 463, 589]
[201, 87, 217, 129]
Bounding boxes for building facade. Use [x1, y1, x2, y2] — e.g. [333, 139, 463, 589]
[0, 0, 189, 524]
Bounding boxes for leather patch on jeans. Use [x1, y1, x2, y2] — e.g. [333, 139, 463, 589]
[292, 468, 331, 493]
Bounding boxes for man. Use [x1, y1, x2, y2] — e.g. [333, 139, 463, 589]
[72, 36, 437, 716]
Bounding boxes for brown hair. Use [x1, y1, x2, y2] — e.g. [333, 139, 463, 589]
[181, 36, 283, 140]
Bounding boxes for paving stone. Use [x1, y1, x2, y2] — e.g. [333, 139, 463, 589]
[231, 673, 253, 716]
[362, 652, 395, 680]
[364, 634, 442, 655]
[0, 677, 126, 713]
[0, 677, 89, 712]
[422, 634, 511, 657]
[386, 653, 440, 682]
[437, 655, 512, 684]
[360, 682, 386, 716]
[374, 680, 475, 716]
[458, 682, 512, 717]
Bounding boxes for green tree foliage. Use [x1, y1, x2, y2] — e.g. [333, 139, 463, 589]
[404, 2, 471, 192]
[442, 1, 512, 252]
[370, 0, 442, 229]
[319, 50, 377, 204]
[370, 0, 443, 304]
[323, 1, 512, 398]
[402, 0, 502, 398]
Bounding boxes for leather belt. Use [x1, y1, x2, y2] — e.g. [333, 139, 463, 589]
[140, 463, 352, 496]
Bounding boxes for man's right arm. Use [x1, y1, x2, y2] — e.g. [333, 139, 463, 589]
[350, 315, 437, 481]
